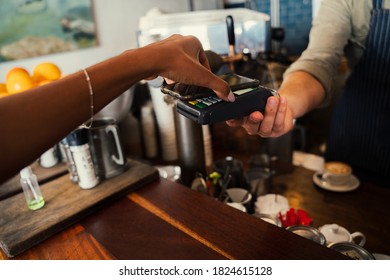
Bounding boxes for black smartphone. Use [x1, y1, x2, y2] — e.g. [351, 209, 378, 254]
[160, 73, 261, 101]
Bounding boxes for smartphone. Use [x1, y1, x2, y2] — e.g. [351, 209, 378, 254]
[160, 73, 261, 101]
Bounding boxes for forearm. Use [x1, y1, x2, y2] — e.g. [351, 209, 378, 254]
[278, 0, 353, 113]
[278, 71, 326, 118]
[0, 47, 162, 182]
[0, 34, 231, 183]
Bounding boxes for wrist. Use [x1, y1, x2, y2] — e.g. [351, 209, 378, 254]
[122, 47, 161, 82]
[278, 71, 325, 118]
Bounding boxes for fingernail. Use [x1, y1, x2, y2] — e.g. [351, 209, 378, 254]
[227, 91, 235, 102]
[268, 98, 277, 107]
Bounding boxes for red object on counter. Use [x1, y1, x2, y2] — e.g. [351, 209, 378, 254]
[278, 208, 313, 228]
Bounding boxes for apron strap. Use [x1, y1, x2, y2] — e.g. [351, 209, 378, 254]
[373, 0, 383, 10]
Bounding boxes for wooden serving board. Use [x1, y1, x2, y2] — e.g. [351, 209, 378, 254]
[0, 161, 68, 201]
[0, 159, 159, 258]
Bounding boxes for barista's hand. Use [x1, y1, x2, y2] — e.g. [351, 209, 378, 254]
[225, 96, 295, 138]
[144, 34, 235, 102]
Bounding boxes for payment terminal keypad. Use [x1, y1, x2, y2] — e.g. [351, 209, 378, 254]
[187, 96, 222, 109]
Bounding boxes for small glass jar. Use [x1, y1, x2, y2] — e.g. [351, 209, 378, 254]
[20, 166, 45, 210]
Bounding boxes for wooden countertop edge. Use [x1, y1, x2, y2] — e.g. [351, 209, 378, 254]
[126, 178, 348, 260]
[128, 191, 235, 260]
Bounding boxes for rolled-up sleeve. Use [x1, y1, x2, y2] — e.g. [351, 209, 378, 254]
[283, 0, 353, 106]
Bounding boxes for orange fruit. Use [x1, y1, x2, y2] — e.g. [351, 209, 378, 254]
[6, 67, 29, 80]
[5, 67, 35, 94]
[32, 62, 61, 84]
[0, 83, 7, 93]
[0, 92, 9, 98]
[0, 83, 9, 98]
[38, 80, 52, 86]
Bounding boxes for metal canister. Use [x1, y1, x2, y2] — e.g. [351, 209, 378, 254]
[327, 242, 375, 260]
[66, 128, 99, 189]
[60, 138, 79, 184]
[286, 225, 327, 245]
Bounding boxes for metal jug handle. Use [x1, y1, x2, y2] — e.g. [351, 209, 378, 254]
[105, 125, 125, 165]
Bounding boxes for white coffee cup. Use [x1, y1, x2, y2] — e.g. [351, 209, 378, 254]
[322, 161, 352, 186]
[39, 146, 59, 168]
[319, 223, 366, 246]
[225, 188, 252, 205]
[226, 202, 247, 212]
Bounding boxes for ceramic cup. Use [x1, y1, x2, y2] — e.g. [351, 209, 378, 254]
[319, 223, 366, 246]
[225, 188, 252, 212]
[253, 213, 282, 227]
[226, 202, 247, 212]
[39, 146, 59, 168]
[225, 188, 252, 204]
[322, 161, 352, 186]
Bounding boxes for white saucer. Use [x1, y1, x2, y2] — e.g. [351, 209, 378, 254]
[373, 253, 390, 260]
[313, 172, 360, 192]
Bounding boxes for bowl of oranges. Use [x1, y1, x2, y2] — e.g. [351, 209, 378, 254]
[1, 61, 134, 122]
[0, 62, 62, 98]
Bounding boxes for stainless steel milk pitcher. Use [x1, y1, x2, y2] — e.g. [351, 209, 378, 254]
[88, 118, 128, 179]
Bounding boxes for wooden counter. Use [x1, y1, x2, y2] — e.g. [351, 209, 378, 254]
[2, 150, 388, 260]
[0, 163, 348, 260]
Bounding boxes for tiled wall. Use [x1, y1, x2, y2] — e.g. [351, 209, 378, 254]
[252, 0, 313, 55]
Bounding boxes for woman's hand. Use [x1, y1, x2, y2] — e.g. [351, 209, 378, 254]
[145, 34, 235, 102]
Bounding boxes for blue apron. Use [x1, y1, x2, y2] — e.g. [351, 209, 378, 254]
[325, 0, 390, 187]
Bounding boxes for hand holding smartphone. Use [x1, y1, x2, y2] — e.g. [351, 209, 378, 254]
[160, 73, 261, 100]
[160, 73, 279, 125]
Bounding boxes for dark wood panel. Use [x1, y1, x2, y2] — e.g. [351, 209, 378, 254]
[82, 196, 226, 260]
[129, 178, 347, 259]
